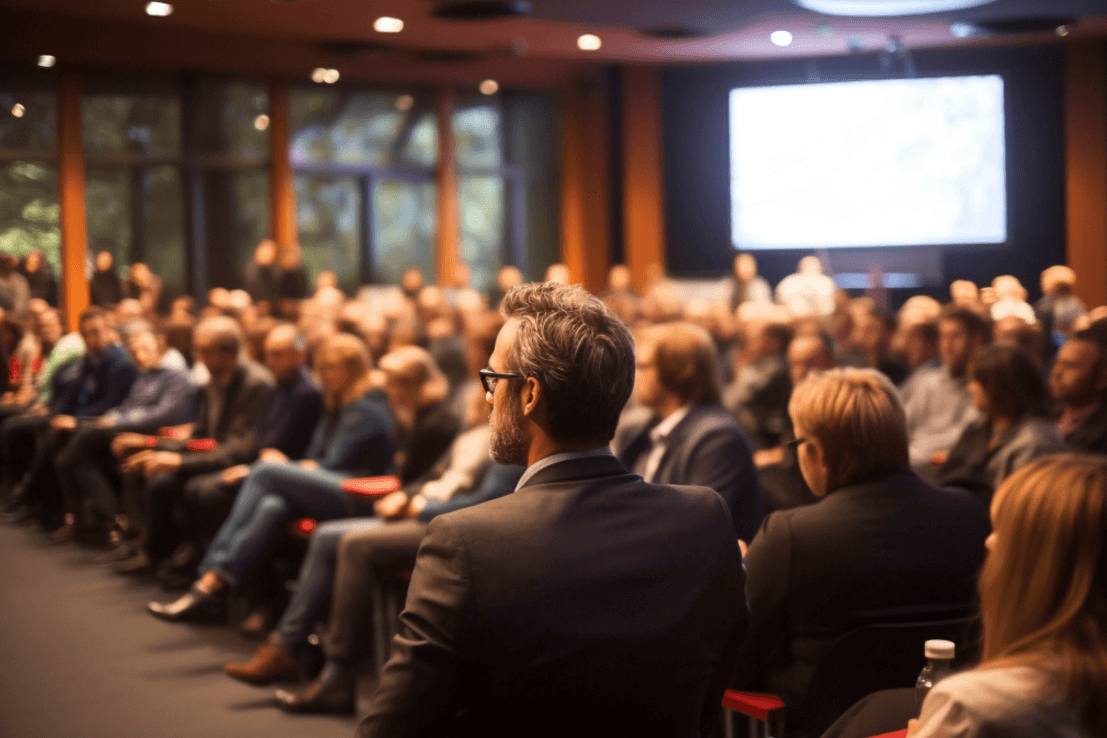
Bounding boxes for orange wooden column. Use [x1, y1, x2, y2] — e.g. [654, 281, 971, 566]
[57, 67, 89, 331]
[622, 66, 666, 294]
[436, 87, 461, 286]
[268, 77, 297, 247]
[1065, 41, 1107, 308]
[560, 73, 611, 295]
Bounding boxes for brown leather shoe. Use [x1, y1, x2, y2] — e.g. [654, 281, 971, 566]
[224, 638, 299, 685]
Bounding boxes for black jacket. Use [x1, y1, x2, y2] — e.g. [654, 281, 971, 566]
[616, 402, 764, 541]
[732, 470, 989, 710]
[357, 453, 749, 738]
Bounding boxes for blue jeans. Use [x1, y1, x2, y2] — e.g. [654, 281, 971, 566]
[273, 517, 383, 650]
[199, 461, 351, 587]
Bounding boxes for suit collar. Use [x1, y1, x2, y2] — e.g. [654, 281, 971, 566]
[517, 452, 631, 490]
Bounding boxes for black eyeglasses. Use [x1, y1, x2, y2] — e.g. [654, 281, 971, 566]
[786, 437, 807, 454]
[480, 368, 524, 394]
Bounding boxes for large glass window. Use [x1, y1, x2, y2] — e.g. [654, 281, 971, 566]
[295, 176, 362, 293]
[373, 178, 437, 286]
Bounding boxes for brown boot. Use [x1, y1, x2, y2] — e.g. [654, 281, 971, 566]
[224, 636, 299, 685]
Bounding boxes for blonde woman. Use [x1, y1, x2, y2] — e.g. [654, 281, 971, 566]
[148, 333, 395, 623]
[912, 455, 1107, 737]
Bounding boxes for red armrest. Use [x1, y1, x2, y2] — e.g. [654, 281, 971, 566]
[867, 731, 908, 738]
[342, 475, 401, 497]
[721, 690, 786, 721]
[290, 518, 316, 539]
[187, 438, 217, 452]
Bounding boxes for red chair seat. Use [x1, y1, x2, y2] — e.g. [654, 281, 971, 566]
[722, 690, 787, 721]
[341, 475, 401, 497]
[868, 731, 908, 738]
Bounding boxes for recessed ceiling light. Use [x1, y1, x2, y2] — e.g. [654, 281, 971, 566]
[311, 67, 328, 83]
[374, 16, 404, 33]
[1056, 25, 1070, 36]
[395, 94, 414, 111]
[11, 104, 25, 118]
[577, 34, 602, 51]
[145, 2, 173, 17]
[795, 0, 995, 16]
[323, 68, 340, 84]
[37, 55, 56, 68]
[771, 30, 793, 46]
[479, 79, 499, 95]
[949, 22, 976, 37]
[254, 114, 270, 131]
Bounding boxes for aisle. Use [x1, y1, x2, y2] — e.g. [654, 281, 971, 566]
[0, 522, 365, 738]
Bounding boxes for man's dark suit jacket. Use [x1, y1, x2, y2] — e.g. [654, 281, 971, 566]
[732, 470, 989, 710]
[1063, 398, 1107, 455]
[616, 402, 764, 541]
[357, 453, 749, 738]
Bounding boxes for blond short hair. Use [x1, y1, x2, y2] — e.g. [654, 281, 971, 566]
[789, 367, 909, 491]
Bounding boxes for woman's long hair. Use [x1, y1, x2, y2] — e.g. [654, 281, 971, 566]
[318, 332, 374, 410]
[980, 454, 1107, 733]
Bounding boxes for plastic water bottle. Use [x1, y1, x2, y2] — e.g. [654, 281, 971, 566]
[915, 639, 955, 709]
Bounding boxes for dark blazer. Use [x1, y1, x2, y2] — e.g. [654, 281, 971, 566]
[1062, 399, 1107, 455]
[171, 359, 274, 474]
[52, 343, 137, 417]
[305, 389, 395, 476]
[358, 453, 749, 738]
[732, 471, 989, 710]
[616, 402, 764, 541]
[253, 366, 324, 460]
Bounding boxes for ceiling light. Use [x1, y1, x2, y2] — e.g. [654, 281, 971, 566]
[479, 79, 499, 95]
[395, 94, 414, 111]
[771, 30, 793, 46]
[323, 68, 340, 84]
[949, 22, 976, 37]
[11, 104, 24, 118]
[795, 0, 995, 16]
[37, 55, 56, 68]
[1056, 25, 1070, 36]
[145, 2, 173, 17]
[254, 114, 270, 131]
[577, 34, 602, 51]
[374, 16, 404, 33]
[311, 67, 328, 83]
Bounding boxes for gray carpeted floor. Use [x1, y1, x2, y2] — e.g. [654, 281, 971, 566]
[0, 521, 370, 738]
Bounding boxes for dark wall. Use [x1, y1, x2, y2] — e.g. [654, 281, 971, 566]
[660, 45, 1066, 305]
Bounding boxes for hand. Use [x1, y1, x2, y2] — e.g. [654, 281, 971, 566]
[373, 491, 409, 519]
[121, 449, 156, 472]
[298, 459, 320, 471]
[142, 451, 183, 476]
[112, 432, 152, 458]
[51, 415, 77, 430]
[0, 391, 14, 404]
[96, 415, 117, 428]
[221, 464, 251, 485]
[405, 494, 427, 519]
[258, 448, 289, 464]
[25, 403, 48, 417]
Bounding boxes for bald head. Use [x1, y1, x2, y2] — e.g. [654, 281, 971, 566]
[263, 323, 306, 383]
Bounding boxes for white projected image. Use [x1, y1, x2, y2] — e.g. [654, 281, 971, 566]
[729, 75, 1006, 250]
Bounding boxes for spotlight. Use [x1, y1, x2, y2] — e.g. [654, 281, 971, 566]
[1056, 25, 1070, 36]
[11, 104, 24, 118]
[145, 2, 173, 17]
[374, 16, 404, 33]
[395, 94, 414, 111]
[37, 55, 56, 68]
[479, 79, 499, 95]
[949, 22, 976, 37]
[770, 30, 793, 46]
[577, 34, 602, 51]
[323, 68, 340, 84]
[311, 67, 328, 83]
[254, 114, 270, 130]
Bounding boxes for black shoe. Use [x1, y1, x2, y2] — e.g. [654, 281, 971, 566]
[147, 585, 227, 624]
[94, 540, 138, 565]
[114, 551, 154, 576]
[274, 676, 356, 715]
[48, 521, 77, 544]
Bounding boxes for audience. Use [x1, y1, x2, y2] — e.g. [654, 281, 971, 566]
[912, 455, 1107, 738]
[723, 320, 793, 451]
[89, 250, 125, 307]
[732, 368, 990, 736]
[18, 249, 57, 306]
[1050, 328, 1107, 454]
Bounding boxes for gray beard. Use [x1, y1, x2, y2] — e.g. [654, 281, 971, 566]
[489, 394, 529, 466]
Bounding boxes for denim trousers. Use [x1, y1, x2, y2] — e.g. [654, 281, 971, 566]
[199, 461, 351, 587]
[273, 517, 382, 651]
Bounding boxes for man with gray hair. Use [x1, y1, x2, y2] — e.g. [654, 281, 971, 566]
[358, 282, 748, 738]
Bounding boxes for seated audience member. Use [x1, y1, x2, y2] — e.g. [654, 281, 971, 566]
[1036, 265, 1086, 348]
[1051, 330, 1107, 454]
[146, 333, 394, 622]
[18, 250, 57, 306]
[897, 321, 940, 403]
[487, 265, 523, 309]
[1, 306, 136, 529]
[732, 368, 990, 735]
[89, 250, 124, 307]
[110, 316, 275, 573]
[775, 256, 837, 318]
[723, 321, 793, 450]
[912, 455, 1107, 738]
[617, 322, 763, 542]
[50, 322, 197, 543]
[854, 310, 908, 385]
[903, 308, 990, 468]
[0, 308, 77, 420]
[244, 239, 281, 308]
[126, 262, 163, 316]
[0, 254, 30, 317]
[993, 316, 1045, 369]
[728, 252, 772, 311]
[938, 345, 1063, 507]
[356, 283, 748, 738]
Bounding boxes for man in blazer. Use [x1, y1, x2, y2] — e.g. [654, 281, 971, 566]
[358, 283, 749, 738]
[731, 368, 989, 734]
[616, 321, 764, 542]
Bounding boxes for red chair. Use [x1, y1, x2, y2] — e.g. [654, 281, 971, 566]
[341, 475, 401, 497]
[722, 691, 785, 738]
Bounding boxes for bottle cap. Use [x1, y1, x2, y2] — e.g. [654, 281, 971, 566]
[924, 639, 955, 660]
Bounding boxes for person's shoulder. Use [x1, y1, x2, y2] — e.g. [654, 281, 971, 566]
[240, 359, 276, 389]
[924, 665, 1062, 725]
[1012, 417, 1063, 446]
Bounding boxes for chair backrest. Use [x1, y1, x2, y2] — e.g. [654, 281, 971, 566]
[794, 615, 979, 735]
